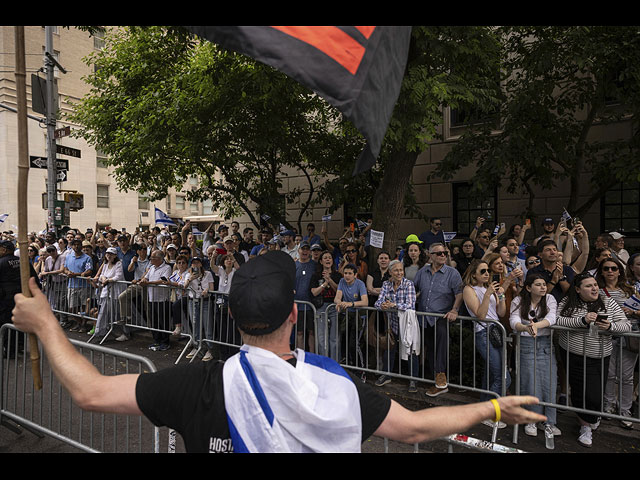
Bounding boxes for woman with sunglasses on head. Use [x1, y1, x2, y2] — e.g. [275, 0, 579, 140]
[509, 273, 560, 439]
[555, 271, 631, 447]
[596, 257, 639, 429]
[339, 243, 368, 282]
[462, 259, 510, 428]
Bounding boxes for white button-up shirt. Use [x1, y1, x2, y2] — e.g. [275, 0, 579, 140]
[144, 261, 173, 303]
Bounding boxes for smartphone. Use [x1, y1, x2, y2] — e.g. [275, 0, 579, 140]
[596, 314, 608, 323]
[160, 276, 167, 281]
[492, 274, 501, 284]
[525, 218, 531, 226]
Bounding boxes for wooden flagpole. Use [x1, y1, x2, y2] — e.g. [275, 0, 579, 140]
[14, 26, 43, 390]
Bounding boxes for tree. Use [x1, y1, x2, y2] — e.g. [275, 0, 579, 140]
[68, 26, 361, 231]
[317, 27, 503, 253]
[430, 26, 640, 224]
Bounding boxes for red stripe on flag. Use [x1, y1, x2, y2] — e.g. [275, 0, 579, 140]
[270, 26, 374, 75]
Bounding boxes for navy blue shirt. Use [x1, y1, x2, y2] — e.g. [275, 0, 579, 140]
[295, 260, 315, 310]
[418, 230, 445, 249]
[526, 263, 575, 302]
[117, 247, 137, 282]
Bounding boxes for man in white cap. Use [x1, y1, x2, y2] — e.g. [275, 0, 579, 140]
[609, 232, 630, 266]
[11, 251, 545, 452]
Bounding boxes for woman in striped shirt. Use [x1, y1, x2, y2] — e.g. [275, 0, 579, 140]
[556, 271, 631, 448]
[596, 257, 638, 429]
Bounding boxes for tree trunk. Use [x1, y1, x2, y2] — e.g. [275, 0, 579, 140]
[370, 150, 419, 258]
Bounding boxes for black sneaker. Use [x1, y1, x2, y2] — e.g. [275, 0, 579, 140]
[375, 375, 391, 387]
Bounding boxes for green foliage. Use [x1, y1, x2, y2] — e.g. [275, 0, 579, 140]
[431, 26, 640, 217]
[67, 26, 362, 229]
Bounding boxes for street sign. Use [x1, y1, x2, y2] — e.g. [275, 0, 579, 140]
[54, 126, 71, 139]
[56, 170, 67, 182]
[29, 156, 68, 170]
[56, 144, 81, 158]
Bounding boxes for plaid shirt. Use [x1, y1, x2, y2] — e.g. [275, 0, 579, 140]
[374, 277, 416, 334]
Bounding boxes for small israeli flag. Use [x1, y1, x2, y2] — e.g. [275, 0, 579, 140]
[154, 207, 176, 227]
[0, 213, 8, 224]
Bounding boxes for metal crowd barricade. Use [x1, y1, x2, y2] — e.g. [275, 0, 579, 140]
[511, 324, 640, 445]
[0, 324, 168, 453]
[321, 304, 509, 401]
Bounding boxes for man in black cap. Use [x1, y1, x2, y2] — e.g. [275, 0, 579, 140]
[11, 250, 545, 452]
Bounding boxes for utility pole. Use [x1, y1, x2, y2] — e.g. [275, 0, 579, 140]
[45, 26, 57, 233]
[44, 26, 66, 235]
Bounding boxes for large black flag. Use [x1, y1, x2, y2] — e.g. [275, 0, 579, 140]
[183, 26, 412, 175]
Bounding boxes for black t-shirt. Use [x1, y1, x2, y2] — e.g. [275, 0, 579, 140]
[310, 270, 343, 304]
[136, 357, 391, 453]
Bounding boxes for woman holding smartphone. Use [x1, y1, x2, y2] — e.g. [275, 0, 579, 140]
[556, 272, 631, 447]
[509, 273, 559, 439]
[462, 259, 510, 428]
[596, 257, 638, 429]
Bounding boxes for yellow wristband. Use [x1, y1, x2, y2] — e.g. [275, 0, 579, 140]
[490, 399, 501, 423]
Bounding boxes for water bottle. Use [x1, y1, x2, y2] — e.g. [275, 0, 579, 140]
[544, 423, 554, 450]
[589, 322, 598, 338]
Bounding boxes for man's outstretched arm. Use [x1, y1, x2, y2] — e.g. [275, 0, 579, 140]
[12, 277, 142, 416]
[375, 395, 546, 445]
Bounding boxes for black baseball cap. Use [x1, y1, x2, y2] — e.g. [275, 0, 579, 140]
[229, 250, 295, 336]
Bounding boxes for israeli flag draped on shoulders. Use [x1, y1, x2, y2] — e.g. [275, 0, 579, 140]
[223, 345, 362, 453]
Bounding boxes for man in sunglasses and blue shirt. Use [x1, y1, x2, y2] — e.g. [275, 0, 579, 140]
[413, 242, 464, 397]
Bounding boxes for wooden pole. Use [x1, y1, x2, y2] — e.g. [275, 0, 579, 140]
[14, 26, 42, 390]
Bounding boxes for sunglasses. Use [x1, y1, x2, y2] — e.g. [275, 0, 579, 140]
[478, 268, 489, 274]
[346, 250, 357, 254]
[602, 265, 619, 272]
[527, 259, 540, 265]
[431, 251, 447, 256]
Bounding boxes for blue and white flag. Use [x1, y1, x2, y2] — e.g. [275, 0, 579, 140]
[443, 232, 457, 243]
[154, 207, 176, 227]
[223, 345, 362, 453]
[561, 208, 572, 224]
[0, 213, 8, 224]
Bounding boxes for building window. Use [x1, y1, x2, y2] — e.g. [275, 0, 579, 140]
[452, 182, 498, 237]
[97, 184, 109, 208]
[190, 200, 199, 214]
[202, 199, 214, 215]
[601, 181, 640, 236]
[175, 195, 185, 210]
[96, 149, 108, 169]
[138, 193, 149, 210]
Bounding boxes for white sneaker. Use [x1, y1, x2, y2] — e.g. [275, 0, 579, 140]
[186, 348, 198, 359]
[202, 351, 213, 362]
[578, 425, 592, 448]
[524, 423, 537, 436]
[115, 334, 129, 342]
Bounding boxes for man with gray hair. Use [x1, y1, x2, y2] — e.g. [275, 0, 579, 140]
[413, 242, 463, 397]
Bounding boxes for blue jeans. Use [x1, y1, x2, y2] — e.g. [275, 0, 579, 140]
[475, 328, 511, 400]
[518, 335, 557, 425]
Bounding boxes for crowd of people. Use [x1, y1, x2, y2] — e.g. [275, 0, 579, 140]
[1, 213, 639, 449]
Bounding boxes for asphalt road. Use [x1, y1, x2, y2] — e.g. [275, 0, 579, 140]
[2, 328, 639, 454]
